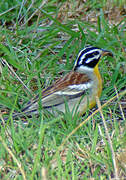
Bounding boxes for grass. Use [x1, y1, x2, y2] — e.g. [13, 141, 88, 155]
[0, 0, 126, 179]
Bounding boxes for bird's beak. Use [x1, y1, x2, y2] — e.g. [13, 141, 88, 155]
[101, 49, 113, 57]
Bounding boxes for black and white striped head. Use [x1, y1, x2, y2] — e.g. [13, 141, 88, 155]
[74, 46, 113, 72]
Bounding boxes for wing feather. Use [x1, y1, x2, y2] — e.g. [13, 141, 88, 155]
[22, 71, 92, 112]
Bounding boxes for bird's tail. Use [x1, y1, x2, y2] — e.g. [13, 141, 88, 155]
[1, 108, 38, 122]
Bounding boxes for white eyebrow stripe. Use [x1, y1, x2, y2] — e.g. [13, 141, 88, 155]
[68, 82, 93, 91]
[77, 49, 102, 64]
[85, 49, 101, 54]
[78, 47, 97, 57]
[79, 49, 101, 58]
[85, 54, 100, 64]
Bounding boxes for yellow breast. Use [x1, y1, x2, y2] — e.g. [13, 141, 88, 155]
[89, 64, 102, 108]
[79, 64, 102, 115]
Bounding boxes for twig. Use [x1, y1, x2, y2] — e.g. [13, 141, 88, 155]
[96, 96, 118, 179]
[41, 167, 48, 180]
[114, 85, 125, 121]
[17, 0, 26, 21]
[12, 46, 32, 65]
[0, 5, 19, 17]
[0, 112, 6, 126]
[18, 0, 35, 24]
[2, 58, 32, 95]
[22, 0, 48, 26]
[58, 89, 126, 150]
[0, 135, 26, 180]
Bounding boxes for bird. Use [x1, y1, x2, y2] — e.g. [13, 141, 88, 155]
[3, 46, 113, 120]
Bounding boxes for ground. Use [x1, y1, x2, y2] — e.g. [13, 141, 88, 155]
[0, 0, 126, 179]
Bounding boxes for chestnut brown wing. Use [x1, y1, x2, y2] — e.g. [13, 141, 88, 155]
[22, 71, 92, 111]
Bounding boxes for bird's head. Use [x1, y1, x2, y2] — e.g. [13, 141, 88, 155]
[73, 46, 113, 72]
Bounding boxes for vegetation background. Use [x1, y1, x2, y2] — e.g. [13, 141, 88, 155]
[0, 0, 126, 179]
